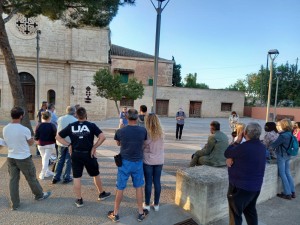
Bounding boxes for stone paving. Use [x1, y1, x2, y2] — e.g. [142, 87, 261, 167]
[0, 117, 299, 225]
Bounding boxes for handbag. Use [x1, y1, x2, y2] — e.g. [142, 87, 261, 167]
[114, 153, 122, 167]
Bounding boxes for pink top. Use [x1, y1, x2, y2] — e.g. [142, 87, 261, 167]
[293, 129, 300, 142]
[143, 137, 164, 165]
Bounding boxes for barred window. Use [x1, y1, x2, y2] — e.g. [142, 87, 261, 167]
[120, 98, 134, 107]
[221, 102, 232, 112]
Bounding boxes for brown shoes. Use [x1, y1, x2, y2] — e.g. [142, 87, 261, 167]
[277, 193, 292, 200]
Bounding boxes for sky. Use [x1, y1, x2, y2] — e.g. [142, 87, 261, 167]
[110, 0, 300, 89]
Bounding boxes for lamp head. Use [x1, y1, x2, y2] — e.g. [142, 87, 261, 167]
[268, 49, 279, 55]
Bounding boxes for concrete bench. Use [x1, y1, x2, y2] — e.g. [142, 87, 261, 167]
[175, 156, 300, 225]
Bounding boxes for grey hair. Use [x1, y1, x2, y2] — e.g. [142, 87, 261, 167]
[245, 122, 262, 140]
[127, 108, 138, 120]
[66, 106, 76, 115]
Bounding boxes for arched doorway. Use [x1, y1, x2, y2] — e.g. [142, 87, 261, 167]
[19, 72, 35, 119]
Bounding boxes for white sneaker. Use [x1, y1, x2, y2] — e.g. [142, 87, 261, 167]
[39, 173, 45, 180]
[151, 203, 159, 211]
[45, 171, 54, 177]
[143, 202, 150, 211]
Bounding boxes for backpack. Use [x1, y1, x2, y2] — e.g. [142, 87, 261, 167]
[283, 135, 299, 156]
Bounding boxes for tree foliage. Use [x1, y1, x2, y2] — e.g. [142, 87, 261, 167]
[172, 56, 182, 87]
[184, 73, 209, 89]
[226, 62, 300, 106]
[0, 0, 135, 133]
[92, 69, 144, 114]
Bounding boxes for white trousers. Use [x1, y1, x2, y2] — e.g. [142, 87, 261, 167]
[38, 144, 55, 176]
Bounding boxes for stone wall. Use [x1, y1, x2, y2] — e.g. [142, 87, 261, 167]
[111, 56, 173, 86]
[175, 156, 300, 225]
[0, 15, 110, 120]
[106, 86, 245, 119]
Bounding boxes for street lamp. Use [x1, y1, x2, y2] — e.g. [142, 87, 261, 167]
[36, 30, 41, 114]
[265, 49, 279, 122]
[274, 71, 282, 121]
[150, 0, 170, 113]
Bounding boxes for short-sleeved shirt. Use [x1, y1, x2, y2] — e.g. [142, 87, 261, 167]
[114, 125, 147, 161]
[119, 111, 128, 126]
[3, 123, 32, 159]
[176, 111, 186, 125]
[59, 121, 102, 152]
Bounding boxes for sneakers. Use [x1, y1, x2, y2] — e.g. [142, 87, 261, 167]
[63, 178, 73, 184]
[137, 209, 149, 222]
[45, 171, 54, 177]
[52, 178, 60, 184]
[75, 198, 84, 208]
[143, 202, 150, 211]
[292, 192, 296, 198]
[35, 191, 51, 201]
[277, 193, 292, 200]
[107, 210, 120, 222]
[98, 191, 111, 201]
[151, 203, 159, 212]
[38, 173, 45, 180]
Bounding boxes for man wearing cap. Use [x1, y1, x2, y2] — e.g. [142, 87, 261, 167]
[175, 107, 186, 140]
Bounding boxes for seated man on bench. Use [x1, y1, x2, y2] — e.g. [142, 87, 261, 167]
[190, 121, 229, 167]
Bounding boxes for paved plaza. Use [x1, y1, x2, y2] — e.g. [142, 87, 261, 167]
[0, 117, 299, 225]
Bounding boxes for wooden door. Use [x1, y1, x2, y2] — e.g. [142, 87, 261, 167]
[189, 101, 202, 118]
[156, 100, 169, 116]
[19, 72, 35, 120]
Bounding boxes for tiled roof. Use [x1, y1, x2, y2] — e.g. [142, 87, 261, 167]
[110, 44, 168, 60]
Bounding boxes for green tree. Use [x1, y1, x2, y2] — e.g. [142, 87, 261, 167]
[172, 56, 182, 87]
[226, 79, 246, 91]
[0, 0, 135, 133]
[184, 73, 209, 89]
[92, 69, 144, 114]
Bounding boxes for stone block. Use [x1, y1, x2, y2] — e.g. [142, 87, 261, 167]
[175, 156, 300, 225]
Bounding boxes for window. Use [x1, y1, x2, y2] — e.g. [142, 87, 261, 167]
[221, 103, 232, 112]
[120, 98, 134, 107]
[148, 78, 153, 86]
[47, 90, 56, 104]
[120, 72, 129, 83]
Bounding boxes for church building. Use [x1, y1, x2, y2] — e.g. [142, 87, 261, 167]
[0, 14, 244, 120]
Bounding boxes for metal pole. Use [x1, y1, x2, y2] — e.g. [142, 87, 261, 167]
[266, 56, 273, 122]
[152, 3, 162, 113]
[36, 30, 41, 115]
[274, 74, 279, 121]
[261, 55, 268, 106]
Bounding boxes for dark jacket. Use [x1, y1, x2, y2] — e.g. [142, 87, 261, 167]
[224, 139, 266, 192]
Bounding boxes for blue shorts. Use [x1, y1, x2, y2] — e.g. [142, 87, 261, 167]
[116, 159, 144, 190]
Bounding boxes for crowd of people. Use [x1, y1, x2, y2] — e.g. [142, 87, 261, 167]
[1, 105, 299, 224]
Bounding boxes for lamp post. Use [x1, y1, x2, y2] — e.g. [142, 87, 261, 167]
[265, 49, 279, 122]
[36, 30, 41, 114]
[274, 71, 282, 121]
[150, 0, 170, 113]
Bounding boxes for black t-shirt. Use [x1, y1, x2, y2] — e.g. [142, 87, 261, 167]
[59, 121, 102, 152]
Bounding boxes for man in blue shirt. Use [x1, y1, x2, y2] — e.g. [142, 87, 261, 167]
[224, 122, 266, 225]
[108, 108, 148, 222]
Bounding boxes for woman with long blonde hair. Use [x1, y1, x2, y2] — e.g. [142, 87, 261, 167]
[143, 113, 164, 212]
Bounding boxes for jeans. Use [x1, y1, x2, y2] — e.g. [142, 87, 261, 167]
[276, 151, 295, 195]
[54, 146, 72, 181]
[7, 156, 44, 208]
[143, 164, 163, 205]
[176, 124, 184, 139]
[227, 183, 260, 225]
